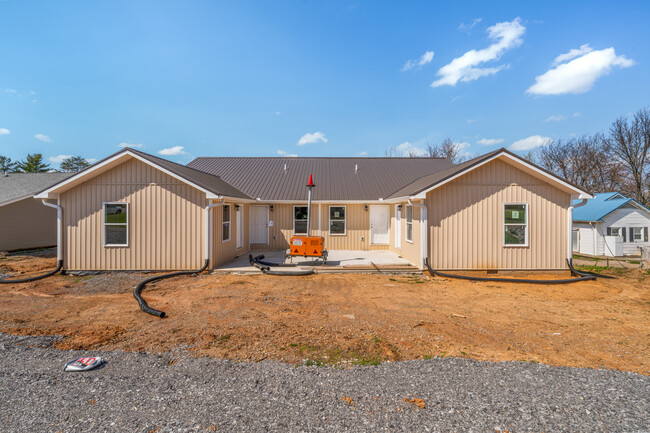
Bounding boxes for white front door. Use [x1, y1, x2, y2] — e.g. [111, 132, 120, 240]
[370, 205, 390, 245]
[236, 205, 244, 249]
[250, 206, 268, 245]
[395, 205, 401, 249]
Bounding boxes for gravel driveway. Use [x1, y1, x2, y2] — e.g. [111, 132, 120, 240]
[1, 334, 648, 432]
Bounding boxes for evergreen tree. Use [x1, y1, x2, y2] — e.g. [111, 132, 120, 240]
[16, 153, 50, 173]
[0, 155, 16, 173]
[60, 156, 90, 172]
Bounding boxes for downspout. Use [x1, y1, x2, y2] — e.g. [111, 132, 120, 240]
[205, 198, 225, 268]
[41, 198, 63, 262]
[408, 198, 427, 270]
[134, 196, 223, 318]
[0, 198, 64, 283]
[568, 199, 588, 263]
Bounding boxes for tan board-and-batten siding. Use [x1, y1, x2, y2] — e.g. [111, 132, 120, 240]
[0, 198, 58, 251]
[61, 158, 206, 270]
[426, 158, 571, 270]
[249, 203, 390, 251]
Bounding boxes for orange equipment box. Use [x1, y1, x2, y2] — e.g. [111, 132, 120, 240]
[289, 236, 324, 257]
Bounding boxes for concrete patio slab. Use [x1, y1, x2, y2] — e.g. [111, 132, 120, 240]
[213, 250, 419, 274]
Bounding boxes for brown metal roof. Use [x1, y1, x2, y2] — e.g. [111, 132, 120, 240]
[386, 148, 592, 199]
[35, 148, 252, 200]
[128, 149, 252, 199]
[186, 157, 455, 201]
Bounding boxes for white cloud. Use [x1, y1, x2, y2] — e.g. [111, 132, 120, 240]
[118, 142, 143, 148]
[510, 135, 552, 151]
[396, 141, 427, 156]
[402, 51, 435, 71]
[48, 154, 73, 163]
[298, 132, 327, 146]
[553, 44, 593, 65]
[477, 138, 504, 146]
[277, 150, 298, 157]
[458, 18, 482, 33]
[87, 158, 97, 163]
[431, 18, 525, 88]
[466, 118, 477, 123]
[0, 128, 9, 136]
[527, 47, 634, 95]
[158, 146, 186, 156]
[35, 133, 52, 142]
[545, 115, 566, 122]
[358, 151, 368, 156]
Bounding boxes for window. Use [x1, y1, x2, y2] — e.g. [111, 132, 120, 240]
[405, 205, 413, 243]
[104, 203, 128, 246]
[630, 227, 648, 243]
[329, 206, 346, 235]
[607, 227, 626, 242]
[504, 203, 528, 246]
[294, 206, 308, 235]
[222, 204, 231, 242]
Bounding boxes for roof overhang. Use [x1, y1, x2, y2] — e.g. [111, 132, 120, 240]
[0, 194, 35, 208]
[35, 150, 222, 200]
[403, 151, 593, 200]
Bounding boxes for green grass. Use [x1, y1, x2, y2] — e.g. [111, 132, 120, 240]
[105, 214, 126, 224]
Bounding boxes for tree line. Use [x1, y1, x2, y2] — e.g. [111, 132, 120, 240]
[0, 154, 91, 173]
[531, 107, 649, 206]
[386, 107, 650, 206]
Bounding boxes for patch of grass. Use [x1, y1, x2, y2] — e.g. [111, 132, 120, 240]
[304, 359, 325, 367]
[423, 354, 432, 360]
[440, 351, 447, 358]
[289, 343, 298, 347]
[371, 335, 382, 344]
[353, 356, 381, 366]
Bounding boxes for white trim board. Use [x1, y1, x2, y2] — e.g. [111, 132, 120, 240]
[34, 150, 223, 200]
[406, 151, 593, 200]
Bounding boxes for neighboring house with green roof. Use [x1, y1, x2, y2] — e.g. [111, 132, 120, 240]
[573, 192, 650, 256]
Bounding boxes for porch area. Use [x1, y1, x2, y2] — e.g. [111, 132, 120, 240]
[212, 249, 419, 274]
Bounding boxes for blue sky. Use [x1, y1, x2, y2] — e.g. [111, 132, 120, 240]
[0, 1, 648, 166]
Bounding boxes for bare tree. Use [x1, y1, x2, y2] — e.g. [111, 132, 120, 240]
[609, 108, 650, 205]
[535, 135, 623, 193]
[426, 138, 469, 164]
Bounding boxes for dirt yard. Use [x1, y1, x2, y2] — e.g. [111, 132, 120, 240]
[1, 253, 649, 375]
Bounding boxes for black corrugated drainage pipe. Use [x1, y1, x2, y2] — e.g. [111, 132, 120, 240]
[424, 258, 596, 284]
[0, 259, 63, 284]
[249, 254, 315, 276]
[133, 259, 209, 318]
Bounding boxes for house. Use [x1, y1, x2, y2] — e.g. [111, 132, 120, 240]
[1, 172, 72, 251]
[572, 192, 650, 256]
[34, 147, 592, 272]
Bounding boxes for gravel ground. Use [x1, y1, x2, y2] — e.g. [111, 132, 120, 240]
[1, 334, 648, 432]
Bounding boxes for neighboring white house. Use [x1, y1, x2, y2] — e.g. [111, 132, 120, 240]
[573, 192, 650, 256]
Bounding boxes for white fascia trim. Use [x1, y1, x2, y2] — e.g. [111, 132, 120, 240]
[0, 194, 33, 207]
[253, 199, 390, 204]
[404, 152, 593, 200]
[34, 150, 221, 199]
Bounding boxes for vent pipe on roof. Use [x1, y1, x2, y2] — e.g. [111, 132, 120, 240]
[283, 163, 287, 173]
[355, 164, 358, 173]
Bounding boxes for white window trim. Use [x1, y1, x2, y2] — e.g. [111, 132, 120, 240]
[293, 205, 308, 235]
[405, 204, 413, 244]
[222, 204, 231, 242]
[503, 202, 529, 247]
[631, 227, 645, 243]
[103, 202, 129, 247]
[328, 205, 347, 236]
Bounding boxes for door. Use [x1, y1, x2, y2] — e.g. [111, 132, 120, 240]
[395, 205, 401, 249]
[572, 229, 579, 253]
[250, 206, 268, 245]
[370, 205, 390, 245]
[236, 205, 244, 249]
